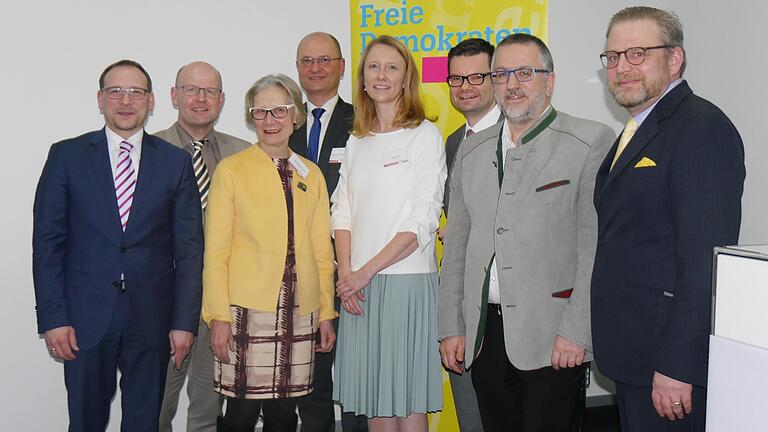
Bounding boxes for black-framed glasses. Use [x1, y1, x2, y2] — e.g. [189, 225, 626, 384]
[447, 72, 490, 87]
[248, 104, 295, 120]
[176, 85, 223, 98]
[490, 67, 550, 84]
[297, 56, 342, 67]
[599, 45, 672, 69]
[101, 87, 149, 100]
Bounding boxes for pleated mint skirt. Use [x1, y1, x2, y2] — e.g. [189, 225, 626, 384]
[333, 272, 443, 417]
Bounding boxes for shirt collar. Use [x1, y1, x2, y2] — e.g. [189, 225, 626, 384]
[307, 94, 339, 118]
[175, 122, 216, 146]
[105, 127, 143, 151]
[466, 105, 501, 136]
[633, 78, 683, 126]
[501, 104, 554, 150]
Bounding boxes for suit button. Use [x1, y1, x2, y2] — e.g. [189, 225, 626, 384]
[497, 227, 507, 234]
[120, 247, 127, 253]
[112, 281, 120, 288]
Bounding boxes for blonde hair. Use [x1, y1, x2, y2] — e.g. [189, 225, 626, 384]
[352, 35, 428, 137]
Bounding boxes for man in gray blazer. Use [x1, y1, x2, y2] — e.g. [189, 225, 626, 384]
[156, 61, 250, 432]
[440, 37, 501, 432]
[439, 34, 615, 431]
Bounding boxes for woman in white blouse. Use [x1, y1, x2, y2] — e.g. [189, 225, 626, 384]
[331, 35, 447, 432]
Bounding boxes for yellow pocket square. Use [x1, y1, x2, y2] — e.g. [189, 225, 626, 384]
[634, 157, 657, 168]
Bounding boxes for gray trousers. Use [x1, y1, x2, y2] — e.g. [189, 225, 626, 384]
[449, 368, 484, 432]
[159, 320, 222, 432]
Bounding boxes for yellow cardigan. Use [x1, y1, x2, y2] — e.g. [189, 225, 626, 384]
[202, 145, 337, 324]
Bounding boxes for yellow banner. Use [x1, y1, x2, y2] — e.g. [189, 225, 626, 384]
[348, 1, 548, 430]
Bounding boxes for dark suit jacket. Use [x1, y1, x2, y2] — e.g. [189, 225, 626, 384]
[591, 81, 745, 387]
[33, 129, 204, 350]
[289, 97, 354, 197]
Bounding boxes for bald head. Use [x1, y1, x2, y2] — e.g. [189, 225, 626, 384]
[171, 61, 225, 140]
[175, 61, 222, 89]
[295, 32, 345, 106]
[297, 32, 342, 58]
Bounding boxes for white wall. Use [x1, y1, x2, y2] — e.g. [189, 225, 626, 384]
[2, 1, 764, 429]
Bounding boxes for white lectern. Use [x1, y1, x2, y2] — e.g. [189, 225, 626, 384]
[707, 245, 768, 431]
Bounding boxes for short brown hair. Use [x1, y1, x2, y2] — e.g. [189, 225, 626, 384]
[244, 74, 307, 129]
[351, 35, 428, 137]
[99, 59, 152, 92]
[607, 6, 686, 76]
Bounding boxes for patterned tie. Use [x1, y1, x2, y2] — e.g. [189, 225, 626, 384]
[610, 117, 639, 170]
[192, 140, 211, 211]
[308, 108, 325, 163]
[115, 141, 136, 231]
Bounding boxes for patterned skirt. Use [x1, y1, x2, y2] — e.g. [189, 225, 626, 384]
[213, 305, 317, 399]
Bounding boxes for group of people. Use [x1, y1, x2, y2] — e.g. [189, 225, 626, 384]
[32, 5, 745, 432]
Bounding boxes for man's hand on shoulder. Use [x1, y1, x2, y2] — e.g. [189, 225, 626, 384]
[550, 335, 585, 370]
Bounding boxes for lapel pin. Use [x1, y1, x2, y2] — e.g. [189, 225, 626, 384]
[298, 182, 307, 192]
[492, 161, 497, 168]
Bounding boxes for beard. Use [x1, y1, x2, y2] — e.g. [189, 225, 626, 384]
[496, 87, 547, 126]
[609, 72, 668, 111]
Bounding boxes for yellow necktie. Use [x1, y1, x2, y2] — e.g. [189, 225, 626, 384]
[610, 117, 639, 170]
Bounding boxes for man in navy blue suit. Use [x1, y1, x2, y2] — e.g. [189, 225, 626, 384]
[33, 60, 204, 432]
[591, 7, 745, 431]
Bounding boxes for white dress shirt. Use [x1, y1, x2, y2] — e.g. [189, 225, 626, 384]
[465, 105, 501, 139]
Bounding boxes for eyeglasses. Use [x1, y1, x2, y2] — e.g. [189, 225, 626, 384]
[101, 87, 149, 100]
[297, 56, 342, 67]
[489, 67, 550, 84]
[176, 85, 223, 98]
[447, 72, 490, 87]
[249, 104, 294, 120]
[599, 45, 672, 69]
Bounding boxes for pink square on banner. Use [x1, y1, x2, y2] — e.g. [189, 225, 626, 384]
[422, 56, 448, 83]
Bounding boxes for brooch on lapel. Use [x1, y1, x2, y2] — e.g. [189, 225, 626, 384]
[297, 182, 307, 192]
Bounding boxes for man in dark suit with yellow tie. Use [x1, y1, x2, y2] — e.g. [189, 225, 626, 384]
[288, 31, 363, 432]
[591, 7, 745, 431]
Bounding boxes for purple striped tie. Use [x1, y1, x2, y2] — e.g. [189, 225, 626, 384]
[114, 141, 136, 231]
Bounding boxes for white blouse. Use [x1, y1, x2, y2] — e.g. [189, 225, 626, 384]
[331, 120, 446, 274]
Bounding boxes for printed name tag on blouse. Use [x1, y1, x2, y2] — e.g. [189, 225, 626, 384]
[329, 147, 345, 164]
[288, 153, 310, 178]
[382, 148, 408, 168]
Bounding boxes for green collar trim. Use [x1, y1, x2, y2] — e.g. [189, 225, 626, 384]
[521, 108, 557, 145]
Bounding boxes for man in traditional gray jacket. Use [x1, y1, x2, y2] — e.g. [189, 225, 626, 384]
[438, 34, 614, 431]
[155, 61, 250, 432]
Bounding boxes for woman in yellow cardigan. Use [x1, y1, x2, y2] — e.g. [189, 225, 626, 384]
[203, 74, 336, 432]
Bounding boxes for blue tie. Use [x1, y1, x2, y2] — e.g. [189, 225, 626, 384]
[308, 107, 325, 163]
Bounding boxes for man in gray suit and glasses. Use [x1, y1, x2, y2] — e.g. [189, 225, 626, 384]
[156, 61, 250, 432]
[439, 34, 614, 431]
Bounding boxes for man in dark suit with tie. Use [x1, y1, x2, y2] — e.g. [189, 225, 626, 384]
[155, 61, 250, 432]
[288, 31, 362, 432]
[591, 7, 745, 431]
[33, 60, 204, 432]
[438, 37, 500, 432]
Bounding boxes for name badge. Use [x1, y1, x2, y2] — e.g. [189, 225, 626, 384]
[329, 147, 346, 164]
[382, 148, 408, 168]
[288, 153, 310, 179]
